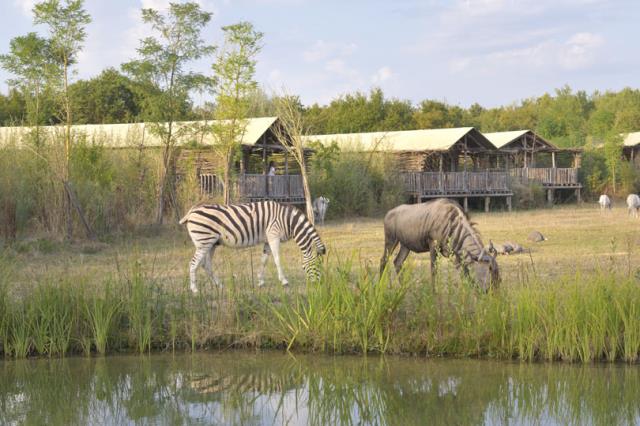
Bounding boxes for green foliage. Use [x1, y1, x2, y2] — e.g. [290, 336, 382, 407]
[510, 182, 546, 210]
[310, 149, 405, 217]
[210, 21, 263, 203]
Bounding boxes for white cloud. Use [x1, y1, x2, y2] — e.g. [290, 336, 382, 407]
[370, 66, 393, 84]
[560, 32, 604, 69]
[14, 0, 35, 17]
[302, 40, 357, 63]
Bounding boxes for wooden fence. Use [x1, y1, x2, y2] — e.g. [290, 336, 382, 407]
[238, 174, 305, 202]
[199, 173, 305, 202]
[510, 168, 579, 187]
[402, 171, 510, 196]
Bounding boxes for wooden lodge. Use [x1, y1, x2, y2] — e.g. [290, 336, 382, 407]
[622, 132, 640, 167]
[176, 117, 309, 203]
[483, 130, 583, 204]
[306, 127, 513, 211]
[0, 117, 309, 204]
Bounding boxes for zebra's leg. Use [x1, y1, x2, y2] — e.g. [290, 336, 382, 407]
[267, 237, 289, 286]
[203, 245, 222, 288]
[189, 246, 210, 293]
[257, 243, 271, 287]
[393, 245, 411, 274]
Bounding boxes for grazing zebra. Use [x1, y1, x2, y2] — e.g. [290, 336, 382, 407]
[180, 201, 326, 293]
[599, 194, 612, 211]
[627, 194, 640, 218]
[312, 196, 330, 225]
[380, 199, 499, 292]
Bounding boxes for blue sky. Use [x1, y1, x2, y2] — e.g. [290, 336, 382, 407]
[1, 0, 638, 107]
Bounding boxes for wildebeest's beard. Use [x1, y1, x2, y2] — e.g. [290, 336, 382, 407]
[467, 254, 500, 292]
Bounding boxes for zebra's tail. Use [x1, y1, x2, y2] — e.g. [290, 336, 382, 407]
[179, 208, 195, 225]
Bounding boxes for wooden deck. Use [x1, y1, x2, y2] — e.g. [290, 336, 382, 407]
[199, 173, 305, 203]
[402, 171, 512, 198]
[510, 168, 580, 188]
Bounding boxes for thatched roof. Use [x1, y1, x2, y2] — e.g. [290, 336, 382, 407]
[483, 130, 558, 152]
[0, 117, 280, 148]
[304, 127, 495, 153]
[623, 131, 640, 147]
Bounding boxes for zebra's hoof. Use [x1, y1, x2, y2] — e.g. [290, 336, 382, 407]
[190, 286, 198, 294]
[257, 280, 265, 287]
[281, 280, 289, 287]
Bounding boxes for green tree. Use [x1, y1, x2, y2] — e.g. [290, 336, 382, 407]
[33, 0, 94, 239]
[122, 2, 215, 224]
[0, 32, 54, 142]
[603, 131, 623, 193]
[210, 21, 263, 204]
[69, 68, 150, 124]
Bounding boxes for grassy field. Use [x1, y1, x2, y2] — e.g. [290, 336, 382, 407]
[6, 204, 640, 288]
[2, 204, 640, 361]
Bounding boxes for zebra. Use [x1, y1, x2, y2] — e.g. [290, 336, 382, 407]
[598, 194, 612, 211]
[179, 200, 326, 293]
[312, 196, 330, 225]
[627, 194, 640, 218]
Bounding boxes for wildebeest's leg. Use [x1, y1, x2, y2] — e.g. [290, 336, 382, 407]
[202, 245, 221, 288]
[429, 247, 438, 283]
[380, 237, 399, 276]
[189, 245, 211, 293]
[257, 243, 271, 287]
[393, 245, 411, 273]
[267, 237, 289, 286]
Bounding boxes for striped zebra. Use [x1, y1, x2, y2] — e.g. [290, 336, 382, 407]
[179, 200, 326, 293]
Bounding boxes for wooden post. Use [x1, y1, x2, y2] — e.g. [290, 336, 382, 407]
[284, 152, 290, 199]
[576, 188, 582, 203]
[551, 151, 556, 168]
[439, 153, 443, 172]
[463, 197, 468, 212]
[547, 189, 554, 206]
[484, 197, 490, 213]
[506, 196, 512, 212]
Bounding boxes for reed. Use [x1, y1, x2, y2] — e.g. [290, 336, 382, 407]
[1, 252, 640, 363]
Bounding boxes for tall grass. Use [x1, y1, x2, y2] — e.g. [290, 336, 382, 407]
[1, 254, 640, 363]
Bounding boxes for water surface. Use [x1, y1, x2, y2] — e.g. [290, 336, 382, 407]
[1, 352, 639, 425]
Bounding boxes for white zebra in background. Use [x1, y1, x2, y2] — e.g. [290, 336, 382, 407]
[313, 196, 330, 225]
[598, 194, 612, 211]
[180, 200, 326, 293]
[627, 194, 640, 218]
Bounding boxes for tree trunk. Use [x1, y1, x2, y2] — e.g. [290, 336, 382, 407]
[300, 164, 314, 224]
[63, 181, 96, 240]
[155, 169, 167, 225]
[223, 152, 232, 204]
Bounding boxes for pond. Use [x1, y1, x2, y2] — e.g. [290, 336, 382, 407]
[0, 352, 639, 425]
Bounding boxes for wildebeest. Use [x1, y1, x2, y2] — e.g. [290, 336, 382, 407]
[313, 196, 330, 225]
[527, 231, 547, 242]
[380, 198, 500, 292]
[599, 194, 612, 211]
[506, 241, 525, 254]
[627, 194, 640, 218]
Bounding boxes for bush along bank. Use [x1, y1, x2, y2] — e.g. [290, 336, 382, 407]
[1, 257, 640, 363]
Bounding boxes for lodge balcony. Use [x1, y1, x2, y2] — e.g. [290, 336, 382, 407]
[510, 167, 580, 188]
[199, 173, 305, 203]
[402, 171, 512, 199]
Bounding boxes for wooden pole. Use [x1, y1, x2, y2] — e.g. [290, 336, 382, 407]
[484, 196, 490, 213]
[551, 151, 557, 168]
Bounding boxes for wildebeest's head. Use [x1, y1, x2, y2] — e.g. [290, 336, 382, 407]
[468, 245, 500, 292]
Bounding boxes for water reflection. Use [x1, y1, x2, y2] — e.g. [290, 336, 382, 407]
[0, 353, 639, 425]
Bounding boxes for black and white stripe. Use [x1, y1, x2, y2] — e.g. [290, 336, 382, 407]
[180, 200, 326, 292]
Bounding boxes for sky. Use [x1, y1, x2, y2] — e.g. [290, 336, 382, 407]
[0, 0, 638, 108]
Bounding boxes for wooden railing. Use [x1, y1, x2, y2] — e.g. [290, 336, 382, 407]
[510, 168, 579, 186]
[198, 173, 305, 201]
[402, 171, 510, 196]
[237, 174, 305, 201]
